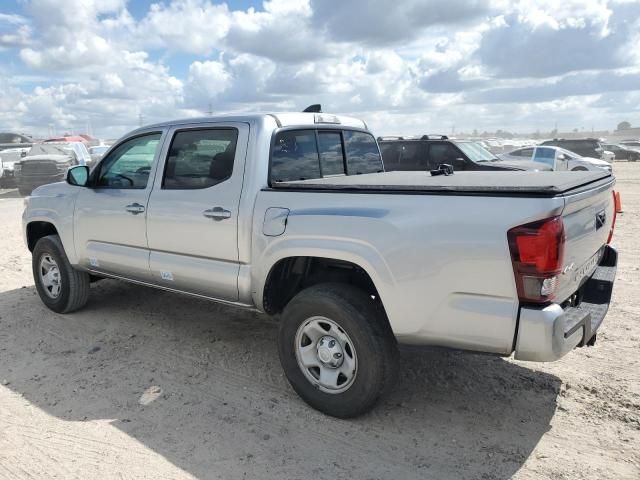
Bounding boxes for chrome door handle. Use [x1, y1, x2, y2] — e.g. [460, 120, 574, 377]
[125, 203, 145, 215]
[203, 207, 231, 221]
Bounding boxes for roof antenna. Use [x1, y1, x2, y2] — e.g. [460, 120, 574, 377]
[303, 104, 322, 113]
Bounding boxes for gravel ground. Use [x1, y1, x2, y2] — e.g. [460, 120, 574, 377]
[0, 165, 638, 479]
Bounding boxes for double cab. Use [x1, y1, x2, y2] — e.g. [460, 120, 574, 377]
[23, 112, 618, 417]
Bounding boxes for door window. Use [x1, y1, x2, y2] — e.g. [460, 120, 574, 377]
[163, 129, 238, 190]
[513, 148, 534, 158]
[533, 147, 556, 168]
[96, 133, 161, 189]
[428, 142, 463, 169]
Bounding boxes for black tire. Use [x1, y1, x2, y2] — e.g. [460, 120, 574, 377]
[32, 235, 90, 313]
[278, 283, 399, 418]
[571, 166, 588, 171]
[18, 187, 31, 196]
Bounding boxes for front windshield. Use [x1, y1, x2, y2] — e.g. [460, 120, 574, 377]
[454, 141, 497, 162]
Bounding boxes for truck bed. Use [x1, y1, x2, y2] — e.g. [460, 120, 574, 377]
[272, 170, 613, 197]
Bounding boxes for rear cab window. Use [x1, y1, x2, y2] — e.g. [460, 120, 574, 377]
[270, 129, 382, 183]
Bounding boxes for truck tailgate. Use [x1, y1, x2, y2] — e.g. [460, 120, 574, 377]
[557, 177, 616, 303]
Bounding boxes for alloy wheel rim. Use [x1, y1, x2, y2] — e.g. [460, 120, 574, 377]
[294, 316, 358, 394]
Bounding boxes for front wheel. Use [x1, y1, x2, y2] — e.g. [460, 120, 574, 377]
[278, 283, 399, 418]
[33, 235, 90, 313]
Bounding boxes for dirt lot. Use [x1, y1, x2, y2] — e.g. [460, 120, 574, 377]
[0, 165, 638, 480]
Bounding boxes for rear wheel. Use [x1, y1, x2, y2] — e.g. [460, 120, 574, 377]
[571, 166, 588, 171]
[33, 235, 90, 313]
[278, 283, 398, 418]
[18, 187, 31, 196]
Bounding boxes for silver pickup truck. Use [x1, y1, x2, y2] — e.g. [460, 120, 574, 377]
[23, 112, 618, 417]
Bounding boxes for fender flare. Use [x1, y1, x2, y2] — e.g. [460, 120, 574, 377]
[252, 237, 396, 313]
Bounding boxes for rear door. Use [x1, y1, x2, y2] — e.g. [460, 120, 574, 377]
[145, 122, 249, 301]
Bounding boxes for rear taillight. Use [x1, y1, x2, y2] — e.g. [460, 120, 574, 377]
[508, 216, 565, 304]
[608, 191, 618, 244]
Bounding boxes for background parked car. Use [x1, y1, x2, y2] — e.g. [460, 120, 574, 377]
[620, 140, 640, 149]
[498, 146, 612, 172]
[378, 135, 522, 172]
[602, 143, 640, 161]
[539, 138, 612, 161]
[15, 142, 91, 195]
[0, 147, 30, 188]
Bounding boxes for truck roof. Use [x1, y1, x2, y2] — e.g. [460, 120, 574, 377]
[272, 170, 614, 197]
[139, 112, 368, 132]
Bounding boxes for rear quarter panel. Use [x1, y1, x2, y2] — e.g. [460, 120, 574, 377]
[252, 190, 565, 354]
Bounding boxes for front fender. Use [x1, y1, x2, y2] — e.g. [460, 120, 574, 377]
[22, 184, 79, 264]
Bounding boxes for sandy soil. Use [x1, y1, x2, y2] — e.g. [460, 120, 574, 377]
[0, 166, 638, 479]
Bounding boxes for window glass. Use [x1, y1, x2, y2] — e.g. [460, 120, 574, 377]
[343, 131, 383, 175]
[428, 142, 463, 169]
[512, 147, 533, 158]
[397, 142, 428, 170]
[379, 143, 402, 169]
[271, 130, 320, 182]
[97, 133, 161, 189]
[533, 147, 556, 168]
[163, 129, 238, 190]
[317, 131, 345, 176]
[454, 142, 496, 162]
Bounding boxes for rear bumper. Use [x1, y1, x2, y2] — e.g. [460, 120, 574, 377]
[514, 245, 617, 362]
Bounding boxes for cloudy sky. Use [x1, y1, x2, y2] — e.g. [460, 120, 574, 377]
[1, 0, 639, 138]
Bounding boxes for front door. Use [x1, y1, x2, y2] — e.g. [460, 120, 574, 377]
[145, 123, 249, 301]
[73, 131, 165, 281]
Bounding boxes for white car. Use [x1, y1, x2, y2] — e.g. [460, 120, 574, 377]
[0, 147, 30, 187]
[498, 146, 612, 172]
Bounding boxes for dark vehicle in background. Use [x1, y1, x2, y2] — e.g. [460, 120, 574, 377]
[15, 143, 90, 195]
[539, 138, 607, 159]
[602, 143, 639, 161]
[378, 135, 522, 172]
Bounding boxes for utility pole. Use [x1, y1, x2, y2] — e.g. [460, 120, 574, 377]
[138, 113, 144, 127]
[207, 102, 213, 117]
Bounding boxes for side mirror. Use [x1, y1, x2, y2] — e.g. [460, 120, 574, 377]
[453, 157, 466, 169]
[67, 165, 90, 187]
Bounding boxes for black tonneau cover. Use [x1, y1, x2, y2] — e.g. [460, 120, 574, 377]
[270, 170, 614, 197]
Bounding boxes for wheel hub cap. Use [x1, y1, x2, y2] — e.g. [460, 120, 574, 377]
[316, 335, 344, 368]
[39, 254, 61, 299]
[294, 316, 357, 394]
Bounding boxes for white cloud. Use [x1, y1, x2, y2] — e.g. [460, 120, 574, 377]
[0, 0, 639, 138]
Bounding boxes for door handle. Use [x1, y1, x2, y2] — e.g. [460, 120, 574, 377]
[203, 207, 231, 221]
[125, 203, 145, 215]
